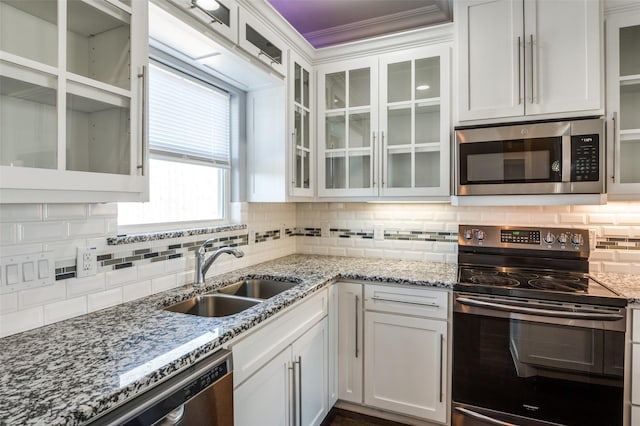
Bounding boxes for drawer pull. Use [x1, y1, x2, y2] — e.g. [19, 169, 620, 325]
[371, 296, 440, 308]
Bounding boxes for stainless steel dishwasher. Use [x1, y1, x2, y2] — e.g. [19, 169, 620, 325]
[89, 349, 233, 426]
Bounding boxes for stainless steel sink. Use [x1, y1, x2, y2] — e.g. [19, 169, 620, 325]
[216, 279, 298, 299]
[164, 294, 262, 317]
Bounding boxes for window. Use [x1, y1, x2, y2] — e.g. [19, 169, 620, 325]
[118, 62, 231, 228]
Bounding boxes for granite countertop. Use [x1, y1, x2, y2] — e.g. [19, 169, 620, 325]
[0, 254, 457, 426]
[591, 272, 640, 304]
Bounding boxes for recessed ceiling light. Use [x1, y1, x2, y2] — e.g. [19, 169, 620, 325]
[195, 0, 220, 11]
[416, 85, 430, 91]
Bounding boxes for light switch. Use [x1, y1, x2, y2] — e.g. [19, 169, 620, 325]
[38, 259, 50, 279]
[22, 262, 35, 282]
[6, 264, 19, 285]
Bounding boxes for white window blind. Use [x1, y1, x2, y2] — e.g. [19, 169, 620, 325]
[149, 63, 231, 167]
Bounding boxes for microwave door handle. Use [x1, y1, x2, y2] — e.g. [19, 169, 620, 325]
[562, 135, 571, 183]
[456, 296, 624, 321]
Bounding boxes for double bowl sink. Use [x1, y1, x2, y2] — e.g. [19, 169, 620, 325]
[164, 279, 299, 317]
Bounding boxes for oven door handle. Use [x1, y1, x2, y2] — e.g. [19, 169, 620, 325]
[456, 296, 624, 321]
[455, 407, 517, 426]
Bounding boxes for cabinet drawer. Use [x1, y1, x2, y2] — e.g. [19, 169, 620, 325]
[633, 405, 640, 426]
[231, 289, 327, 386]
[364, 284, 448, 320]
[633, 309, 640, 343]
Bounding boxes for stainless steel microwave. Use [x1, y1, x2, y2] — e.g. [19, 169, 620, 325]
[455, 118, 605, 196]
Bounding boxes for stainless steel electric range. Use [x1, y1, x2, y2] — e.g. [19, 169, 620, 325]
[452, 225, 627, 426]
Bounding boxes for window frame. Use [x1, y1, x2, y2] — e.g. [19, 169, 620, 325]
[118, 49, 244, 234]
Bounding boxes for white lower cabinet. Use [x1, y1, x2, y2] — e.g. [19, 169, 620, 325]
[337, 282, 363, 403]
[364, 311, 447, 422]
[337, 282, 449, 424]
[232, 290, 328, 426]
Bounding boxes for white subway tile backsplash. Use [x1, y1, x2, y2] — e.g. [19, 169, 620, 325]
[45, 204, 87, 220]
[0, 204, 42, 222]
[0, 292, 18, 314]
[44, 297, 87, 324]
[122, 280, 152, 302]
[18, 282, 66, 309]
[68, 219, 107, 238]
[588, 214, 617, 224]
[0, 223, 17, 244]
[106, 267, 139, 288]
[138, 262, 166, 280]
[0, 306, 44, 337]
[602, 262, 632, 274]
[151, 275, 177, 293]
[20, 222, 66, 242]
[89, 203, 118, 217]
[87, 288, 123, 312]
[66, 274, 106, 298]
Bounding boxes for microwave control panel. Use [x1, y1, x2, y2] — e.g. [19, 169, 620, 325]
[571, 135, 599, 182]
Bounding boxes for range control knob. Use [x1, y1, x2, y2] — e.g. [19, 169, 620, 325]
[557, 233, 567, 245]
[543, 232, 555, 244]
[571, 233, 584, 246]
[476, 230, 486, 241]
[462, 229, 473, 240]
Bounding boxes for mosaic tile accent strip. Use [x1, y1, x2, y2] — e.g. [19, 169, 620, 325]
[596, 236, 640, 250]
[106, 224, 247, 245]
[255, 230, 280, 243]
[287, 227, 322, 237]
[330, 228, 373, 239]
[385, 230, 457, 242]
[55, 233, 249, 281]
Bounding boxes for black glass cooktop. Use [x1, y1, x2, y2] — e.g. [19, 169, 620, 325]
[455, 266, 626, 306]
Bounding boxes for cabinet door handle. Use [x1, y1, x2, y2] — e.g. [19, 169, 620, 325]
[529, 34, 536, 104]
[137, 65, 147, 175]
[288, 362, 295, 426]
[371, 296, 440, 308]
[295, 356, 302, 426]
[439, 333, 444, 403]
[381, 131, 385, 188]
[291, 129, 297, 186]
[612, 112, 618, 183]
[355, 295, 359, 358]
[517, 36, 522, 105]
[372, 131, 377, 187]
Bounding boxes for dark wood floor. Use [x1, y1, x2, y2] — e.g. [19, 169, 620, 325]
[322, 408, 408, 426]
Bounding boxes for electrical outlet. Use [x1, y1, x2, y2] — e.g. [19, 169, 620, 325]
[589, 228, 597, 250]
[280, 223, 286, 239]
[76, 247, 97, 278]
[374, 224, 384, 241]
[321, 221, 330, 238]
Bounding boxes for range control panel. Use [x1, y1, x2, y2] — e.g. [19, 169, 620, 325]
[459, 225, 589, 253]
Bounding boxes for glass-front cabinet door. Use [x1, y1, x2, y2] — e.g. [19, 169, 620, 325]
[0, 0, 148, 203]
[606, 11, 640, 198]
[318, 58, 378, 197]
[379, 46, 450, 197]
[290, 52, 313, 198]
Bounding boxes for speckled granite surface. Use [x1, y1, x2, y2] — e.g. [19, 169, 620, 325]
[0, 254, 456, 426]
[591, 272, 640, 305]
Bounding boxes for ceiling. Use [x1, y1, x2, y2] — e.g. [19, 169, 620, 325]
[265, 0, 453, 49]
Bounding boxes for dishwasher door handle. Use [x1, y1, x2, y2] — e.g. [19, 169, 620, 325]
[455, 406, 517, 426]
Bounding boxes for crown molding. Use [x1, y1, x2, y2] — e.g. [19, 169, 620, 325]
[303, 5, 450, 48]
[313, 22, 454, 65]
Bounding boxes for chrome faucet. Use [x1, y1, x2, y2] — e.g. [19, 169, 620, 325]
[195, 240, 244, 285]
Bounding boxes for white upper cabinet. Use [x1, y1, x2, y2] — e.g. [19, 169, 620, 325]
[289, 51, 314, 198]
[606, 8, 640, 198]
[167, 0, 238, 44]
[238, 7, 287, 76]
[456, 0, 602, 123]
[317, 45, 451, 199]
[0, 0, 148, 203]
[318, 57, 379, 198]
[379, 46, 450, 197]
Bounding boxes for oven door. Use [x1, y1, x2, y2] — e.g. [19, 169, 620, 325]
[452, 293, 625, 426]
